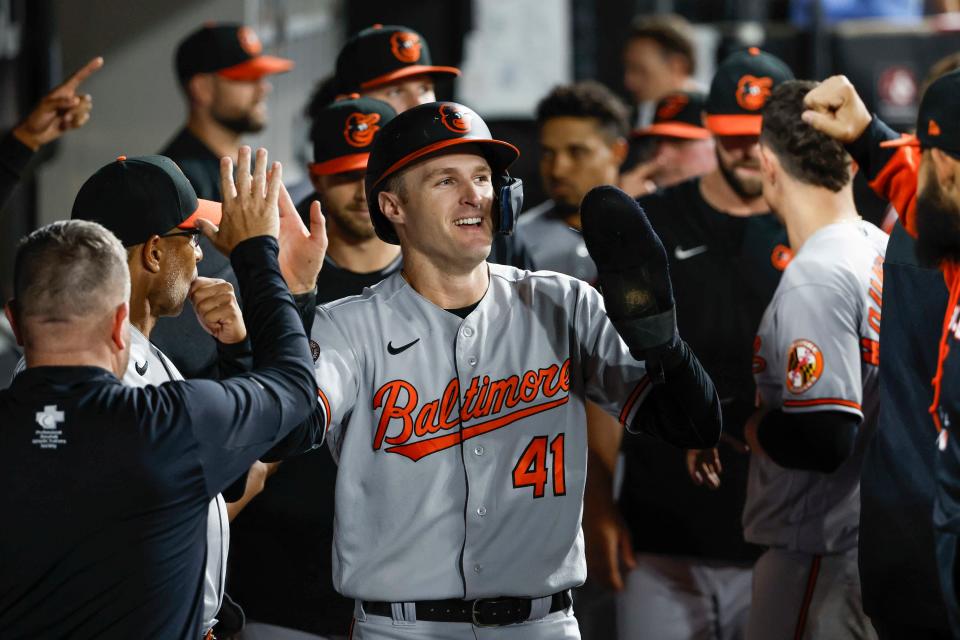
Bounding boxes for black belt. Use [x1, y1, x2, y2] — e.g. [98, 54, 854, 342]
[364, 590, 572, 626]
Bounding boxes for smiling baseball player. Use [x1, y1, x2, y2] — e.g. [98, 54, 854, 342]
[307, 101, 721, 638]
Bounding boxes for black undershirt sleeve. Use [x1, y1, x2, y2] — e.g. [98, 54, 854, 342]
[756, 409, 859, 473]
[0, 131, 35, 213]
[630, 340, 723, 449]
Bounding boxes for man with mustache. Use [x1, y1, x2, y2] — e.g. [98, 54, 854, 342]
[801, 71, 960, 639]
[155, 23, 295, 380]
[586, 49, 793, 640]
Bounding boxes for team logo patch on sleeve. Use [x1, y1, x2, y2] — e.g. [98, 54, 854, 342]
[786, 339, 823, 394]
[309, 339, 321, 362]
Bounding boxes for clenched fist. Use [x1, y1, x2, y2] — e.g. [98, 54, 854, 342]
[189, 277, 247, 344]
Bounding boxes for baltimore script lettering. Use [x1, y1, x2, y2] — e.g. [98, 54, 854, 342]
[372, 359, 572, 461]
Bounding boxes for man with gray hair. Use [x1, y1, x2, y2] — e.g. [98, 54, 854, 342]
[0, 149, 317, 639]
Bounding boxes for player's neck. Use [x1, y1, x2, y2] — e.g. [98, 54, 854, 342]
[400, 251, 489, 310]
[779, 182, 860, 251]
[699, 169, 768, 217]
[127, 278, 157, 339]
[186, 112, 243, 161]
[325, 225, 401, 274]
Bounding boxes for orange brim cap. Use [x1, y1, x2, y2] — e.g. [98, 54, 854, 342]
[218, 55, 295, 81]
[360, 65, 461, 90]
[310, 153, 370, 176]
[179, 198, 222, 228]
[704, 114, 762, 136]
[635, 122, 711, 140]
[879, 133, 920, 149]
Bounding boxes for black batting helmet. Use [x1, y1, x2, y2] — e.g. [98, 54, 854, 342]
[365, 101, 523, 245]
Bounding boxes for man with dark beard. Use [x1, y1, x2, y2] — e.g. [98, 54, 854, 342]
[154, 23, 294, 380]
[586, 49, 793, 640]
[801, 71, 959, 639]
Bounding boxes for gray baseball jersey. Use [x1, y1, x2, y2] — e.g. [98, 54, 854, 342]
[16, 328, 231, 631]
[516, 201, 597, 283]
[311, 263, 652, 602]
[743, 220, 887, 554]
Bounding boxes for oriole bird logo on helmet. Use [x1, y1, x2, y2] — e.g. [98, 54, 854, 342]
[439, 104, 472, 133]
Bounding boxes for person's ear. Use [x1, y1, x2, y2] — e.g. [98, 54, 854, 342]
[759, 144, 776, 184]
[379, 191, 406, 225]
[140, 236, 162, 273]
[110, 301, 129, 352]
[188, 74, 215, 108]
[4, 300, 23, 346]
[309, 172, 325, 196]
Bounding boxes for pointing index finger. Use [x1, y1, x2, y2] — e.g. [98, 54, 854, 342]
[58, 57, 104, 93]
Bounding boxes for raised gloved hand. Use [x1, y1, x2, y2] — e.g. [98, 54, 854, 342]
[581, 185, 678, 365]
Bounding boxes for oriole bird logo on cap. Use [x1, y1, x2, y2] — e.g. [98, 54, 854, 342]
[390, 31, 422, 64]
[344, 112, 382, 148]
[736, 75, 773, 111]
[657, 94, 689, 121]
[929, 119, 942, 136]
[439, 104, 472, 133]
[237, 26, 263, 56]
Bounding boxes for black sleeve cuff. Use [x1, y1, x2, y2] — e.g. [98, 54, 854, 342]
[0, 131, 35, 178]
[229, 235, 280, 273]
[844, 115, 900, 168]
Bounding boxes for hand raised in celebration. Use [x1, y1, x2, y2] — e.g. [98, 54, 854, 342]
[189, 277, 247, 344]
[801, 75, 872, 144]
[277, 183, 328, 294]
[197, 146, 282, 255]
[13, 56, 104, 151]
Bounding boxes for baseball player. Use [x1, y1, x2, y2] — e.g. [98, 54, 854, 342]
[334, 24, 459, 114]
[729, 81, 885, 639]
[229, 97, 399, 640]
[801, 73, 956, 638]
[8, 151, 326, 639]
[309, 101, 721, 638]
[621, 90, 716, 195]
[333, 24, 534, 271]
[591, 49, 792, 640]
[0, 149, 317, 639]
[156, 23, 295, 381]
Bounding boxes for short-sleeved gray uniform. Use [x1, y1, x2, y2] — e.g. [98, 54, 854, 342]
[744, 221, 886, 640]
[310, 264, 652, 638]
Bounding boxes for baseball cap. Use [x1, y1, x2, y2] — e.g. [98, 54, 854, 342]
[176, 23, 294, 83]
[704, 47, 794, 136]
[309, 97, 398, 176]
[635, 91, 710, 140]
[880, 69, 960, 159]
[336, 24, 461, 94]
[72, 155, 221, 247]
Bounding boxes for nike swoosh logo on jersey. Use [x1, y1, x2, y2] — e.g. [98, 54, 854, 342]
[387, 338, 420, 355]
[135, 360, 148, 376]
[674, 245, 708, 260]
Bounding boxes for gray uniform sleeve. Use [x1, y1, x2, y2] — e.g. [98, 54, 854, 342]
[575, 282, 651, 426]
[773, 284, 864, 419]
[311, 306, 361, 459]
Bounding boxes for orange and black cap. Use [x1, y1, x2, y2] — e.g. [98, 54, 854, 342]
[176, 23, 294, 84]
[309, 97, 397, 176]
[635, 91, 710, 140]
[704, 47, 793, 136]
[365, 101, 519, 244]
[72, 155, 221, 247]
[880, 69, 960, 159]
[336, 24, 460, 94]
